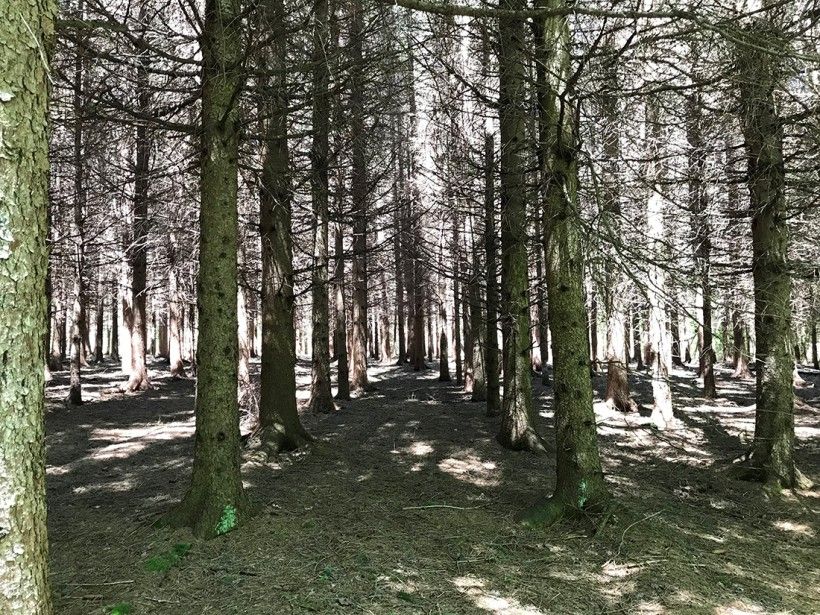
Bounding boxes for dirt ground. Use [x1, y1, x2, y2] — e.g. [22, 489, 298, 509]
[45, 358, 819, 615]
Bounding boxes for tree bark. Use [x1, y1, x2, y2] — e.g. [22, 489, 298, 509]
[483, 132, 501, 416]
[496, 0, 544, 453]
[125, 2, 152, 392]
[162, 0, 248, 537]
[735, 20, 796, 488]
[527, 0, 609, 524]
[258, 0, 312, 453]
[0, 0, 56, 608]
[307, 0, 335, 413]
[349, 0, 369, 393]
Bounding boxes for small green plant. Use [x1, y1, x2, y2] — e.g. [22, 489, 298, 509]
[215, 504, 238, 536]
[319, 564, 337, 581]
[109, 602, 132, 615]
[145, 542, 192, 573]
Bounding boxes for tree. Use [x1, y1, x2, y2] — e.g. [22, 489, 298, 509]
[349, 0, 369, 393]
[258, 0, 312, 454]
[496, 0, 544, 452]
[0, 0, 57, 609]
[734, 18, 797, 488]
[163, 0, 248, 537]
[125, 0, 152, 392]
[307, 0, 336, 413]
[529, 0, 609, 523]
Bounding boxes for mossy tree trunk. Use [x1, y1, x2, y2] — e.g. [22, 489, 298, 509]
[163, 0, 248, 538]
[258, 0, 312, 455]
[496, 0, 544, 453]
[0, 0, 56, 609]
[735, 19, 796, 488]
[529, 0, 609, 524]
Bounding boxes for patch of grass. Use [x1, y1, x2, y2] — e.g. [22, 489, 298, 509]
[109, 602, 132, 615]
[144, 542, 192, 573]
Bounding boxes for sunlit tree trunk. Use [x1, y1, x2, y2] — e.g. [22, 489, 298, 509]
[483, 132, 501, 416]
[644, 99, 674, 429]
[0, 0, 56, 608]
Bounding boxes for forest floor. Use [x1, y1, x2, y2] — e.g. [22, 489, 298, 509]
[46, 358, 820, 615]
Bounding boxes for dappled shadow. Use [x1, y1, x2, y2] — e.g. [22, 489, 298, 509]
[46, 356, 819, 614]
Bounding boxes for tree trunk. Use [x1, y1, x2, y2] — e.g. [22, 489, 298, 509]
[496, 0, 543, 453]
[0, 2, 56, 607]
[349, 0, 369, 393]
[69, 0, 87, 402]
[735, 21, 796, 488]
[527, 0, 609, 524]
[686, 65, 716, 399]
[645, 99, 673, 429]
[162, 0, 248, 537]
[258, 0, 312, 453]
[126, 5, 152, 392]
[333, 225, 351, 399]
[307, 0, 335, 413]
[483, 132, 501, 416]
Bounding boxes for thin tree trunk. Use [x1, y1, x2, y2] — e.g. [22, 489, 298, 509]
[483, 132, 501, 416]
[307, 0, 334, 413]
[334, 224, 350, 399]
[645, 99, 674, 429]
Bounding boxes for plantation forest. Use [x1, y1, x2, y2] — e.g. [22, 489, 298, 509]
[1, 0, 819, 613]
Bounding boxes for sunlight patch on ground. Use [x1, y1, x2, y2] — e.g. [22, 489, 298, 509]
[437, 454, 499, 488]
[772, 519, 815, 537]
[714, 599, 768, 614]
[390, 441, 435, 456]
[452, 576, 546, 615]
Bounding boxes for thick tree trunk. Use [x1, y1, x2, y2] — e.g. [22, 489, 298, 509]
[307, 0, 335, 413]
[527, 0, 609, 525]
[163, 0, 248, 537]
[0, 0, 56, 609]
[735, 21, 796, 488]
[496, 0, 543, 453]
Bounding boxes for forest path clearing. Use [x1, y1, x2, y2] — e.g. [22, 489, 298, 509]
[46, 361, 819, 614]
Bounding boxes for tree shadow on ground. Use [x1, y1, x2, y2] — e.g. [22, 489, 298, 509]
[46, 359, 819, 614]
